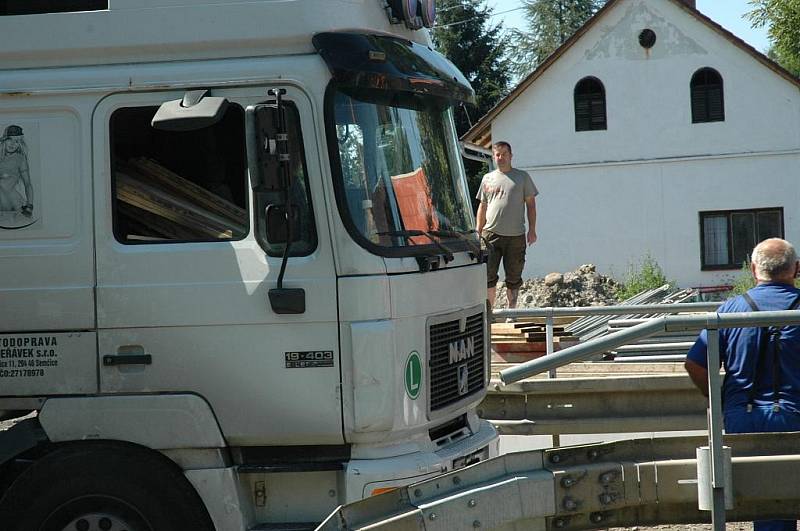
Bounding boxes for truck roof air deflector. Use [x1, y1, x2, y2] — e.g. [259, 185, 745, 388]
[312, 32, 474, 104]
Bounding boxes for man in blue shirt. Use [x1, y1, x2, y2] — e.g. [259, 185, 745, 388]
[685, 238, 800, 531]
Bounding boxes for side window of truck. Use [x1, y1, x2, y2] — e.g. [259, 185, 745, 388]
[110, 104, 248, 243]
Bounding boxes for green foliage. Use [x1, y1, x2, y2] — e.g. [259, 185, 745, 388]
[748, 0, 800, 77]
[433, 1, 512, 199]
[729, 260, 800, 295]
[433, 1, 511, 136]
[730, 261, 757, 295]
[616, 254, 673, 301]
[510, 0, 607, 79]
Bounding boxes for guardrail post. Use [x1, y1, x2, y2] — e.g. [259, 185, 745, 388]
[544, 310, 561, 446]
[697, 445, 733, 512]
[546, 310, 555, 379]
[705, 326, 727, 531]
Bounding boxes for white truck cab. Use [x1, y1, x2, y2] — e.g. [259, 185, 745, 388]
[0, 1, 497, 529]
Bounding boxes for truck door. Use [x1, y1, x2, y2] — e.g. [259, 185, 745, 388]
[91, 87, 342, 445]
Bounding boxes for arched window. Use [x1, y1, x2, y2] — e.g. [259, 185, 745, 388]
[574, 77, 607, 131]
[691, 68, 725, 123]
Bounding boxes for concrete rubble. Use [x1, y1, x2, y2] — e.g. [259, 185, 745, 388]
[494, 264, 621, 308]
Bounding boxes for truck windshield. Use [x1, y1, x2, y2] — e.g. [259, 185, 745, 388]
[329, 87, 476, 254]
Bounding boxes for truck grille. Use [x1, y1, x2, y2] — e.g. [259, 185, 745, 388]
[429, 311, 486, 411]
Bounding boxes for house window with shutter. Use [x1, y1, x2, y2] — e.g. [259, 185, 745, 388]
[574, 77, 607, 132]
[691, 68, 725, 123]
[699, 207, 783, 270]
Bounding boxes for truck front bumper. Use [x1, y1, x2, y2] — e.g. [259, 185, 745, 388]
[343, 419, 499, 502]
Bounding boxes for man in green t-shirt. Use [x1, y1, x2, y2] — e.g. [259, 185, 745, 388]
[476, 141, 538, 310]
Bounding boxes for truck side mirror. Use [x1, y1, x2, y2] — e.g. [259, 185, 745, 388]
[151, 90, 229, 131]
[265, 204, 301, 244]
[247, 90, 304, 315]
[245, 103, 286, 191]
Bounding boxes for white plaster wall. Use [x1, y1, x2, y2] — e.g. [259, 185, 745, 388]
[493, 0, 800, 168]
[520, 152, 800, 288]
[487, 0, 800, 288]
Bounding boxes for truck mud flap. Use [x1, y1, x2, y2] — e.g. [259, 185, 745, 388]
[0, 417, 48, 466]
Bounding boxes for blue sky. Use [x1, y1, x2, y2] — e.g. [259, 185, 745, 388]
[486, 0, 771, 53]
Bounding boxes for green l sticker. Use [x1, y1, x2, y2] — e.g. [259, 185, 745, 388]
[405, 351, 422, 400]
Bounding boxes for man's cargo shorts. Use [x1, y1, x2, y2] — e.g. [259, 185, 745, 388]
[482, 230, 526, 290]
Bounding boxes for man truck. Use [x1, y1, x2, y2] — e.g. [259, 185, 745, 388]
[0, 1, 497, 529]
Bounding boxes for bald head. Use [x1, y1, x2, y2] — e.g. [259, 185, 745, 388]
[751, 238, 799, 284]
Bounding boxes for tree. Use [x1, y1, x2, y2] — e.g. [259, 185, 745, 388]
[432, 0, 512, 198]
[433, 0, 511, 136]
[511, 0, 606, 78]
[747, 0, 800, 77]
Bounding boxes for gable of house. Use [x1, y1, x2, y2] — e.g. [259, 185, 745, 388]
[464, 0, 800, 165]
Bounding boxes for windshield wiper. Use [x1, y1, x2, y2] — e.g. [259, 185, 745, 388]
[377, 230, 455, 263]
[429, 229, 482, 258]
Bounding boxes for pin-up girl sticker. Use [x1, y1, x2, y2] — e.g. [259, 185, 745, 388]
[0, 125, 37, 229]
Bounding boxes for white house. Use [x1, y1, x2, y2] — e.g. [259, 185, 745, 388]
[463, 0, 800, 290]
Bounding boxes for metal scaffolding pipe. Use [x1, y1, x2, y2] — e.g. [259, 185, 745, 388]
[666, 311, 800, 331]
[499, 317, 668, 383]
[613, 342, 695, 353]
[613, 355, 688, 362]
[493, 302, 720, 320]
[499, 310, 800, 385]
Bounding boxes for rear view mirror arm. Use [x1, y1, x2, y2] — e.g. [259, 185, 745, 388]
[266, 88, 305, 315]
[270, 88, 292, 290]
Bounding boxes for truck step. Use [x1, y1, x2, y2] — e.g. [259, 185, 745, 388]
[248, 524, 317, 531]
[238, 462, 342, 474]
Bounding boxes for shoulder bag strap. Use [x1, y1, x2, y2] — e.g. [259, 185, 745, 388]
[742, 293, 766, 411]
[768, 293, 800, 411]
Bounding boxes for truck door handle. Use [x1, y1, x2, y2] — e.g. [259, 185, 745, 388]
[103, 354, 152, 366]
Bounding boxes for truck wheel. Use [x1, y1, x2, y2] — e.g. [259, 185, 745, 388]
[0, 442, 215, 531]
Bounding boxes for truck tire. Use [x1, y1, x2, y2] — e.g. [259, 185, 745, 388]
[0, 441, 215, 531]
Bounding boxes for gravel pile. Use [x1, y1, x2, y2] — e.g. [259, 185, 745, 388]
[494, 264, 621, 308]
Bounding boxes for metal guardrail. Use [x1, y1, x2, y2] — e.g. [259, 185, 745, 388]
[317, 431, 800, 531]
[481, 373, 705, 435]
[491, 308, 800, 531]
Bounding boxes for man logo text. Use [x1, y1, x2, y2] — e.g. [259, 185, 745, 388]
[448, 337, 476, 365]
